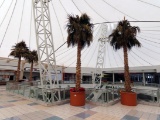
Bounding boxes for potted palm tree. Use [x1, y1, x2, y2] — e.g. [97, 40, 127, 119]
[9, 41, 29, 82]
[66, 13, 93, 106]
[24, 50, 38, 81]
[109, 18, 141, 106]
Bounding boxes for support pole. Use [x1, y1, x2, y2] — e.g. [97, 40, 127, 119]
[112, 72, 115, 85]
[142, 71, 145, 86]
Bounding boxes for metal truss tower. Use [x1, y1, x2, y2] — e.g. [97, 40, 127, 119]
[94, 24, 109, 85]
[32, 0, 57, 88]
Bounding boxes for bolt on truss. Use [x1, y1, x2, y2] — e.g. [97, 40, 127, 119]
[32, 0, 57, 88]
[94, 24, 109, 85]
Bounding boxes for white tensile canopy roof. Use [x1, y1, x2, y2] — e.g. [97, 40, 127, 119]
[0, 0, 160, 68]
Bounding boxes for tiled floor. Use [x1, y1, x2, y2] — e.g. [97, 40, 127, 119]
[0, 86, 160, 120]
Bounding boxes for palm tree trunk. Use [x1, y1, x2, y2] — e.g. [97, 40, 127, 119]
[75, 41, 81, 91]
[16, 57, 21, 82]
[29, 62, 33, 81]
[123, 45, 131, 92]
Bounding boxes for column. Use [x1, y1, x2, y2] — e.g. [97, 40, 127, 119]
[112, 72, 115, 84]
[142, 71, 145, 86]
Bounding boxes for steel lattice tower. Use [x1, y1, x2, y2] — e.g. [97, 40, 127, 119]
[94, 24, 109, 85]
[32, 0, 57, 88]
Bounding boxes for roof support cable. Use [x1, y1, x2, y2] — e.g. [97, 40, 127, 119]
[51, 1, 65, 42]
[140, 39, 160, 48]
[66, 47, 89, 67]
[0, 0, 5, 9]
[71, 0, 82, 13]
[141, 30, 160, 31]
[106, 42, 111, 67]
[137, 0, 160, 9]
[101, 0, 138, 20]
[56, 47, 74, 57]
[86, 42, 99, 67]
[117, 50, 124, 65]
[0, 0, 18, 48]
[139, 34, 160, 40]
[29, 0, 33, 49]
[136, 48, 160, 62]
[116, 50, 134, 66]
[143, 46, 160, 54]
[131, 50, 153, 65]
[59, 0, 68, 14]
[110, 44, 119, 67]
[83, 0, 109, 21]
[138, 36, 160, 44]
[82, 39, 97, 62]
[0, 0, 14, 28]
[54, 41, 67, 52]
[140, 32, 160, 35]
[57, 47, 77, 62]
[17, 0, 26, 43]
[129, 52, 143, 65]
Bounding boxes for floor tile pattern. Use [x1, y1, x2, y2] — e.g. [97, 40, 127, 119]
[0, 86, 160, 120]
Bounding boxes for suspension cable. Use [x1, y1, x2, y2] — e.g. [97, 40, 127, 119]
[0, 0, 5, 9]
[106, 42, 111, 67]
[59, 0, 68, 14]
[82, 25, 101, 61]
[140, 32, 160, 35]
[135, 48, 160, 62]
[57, 47, 77, 62]
[29, 0, 33, 49]
[139, 34, 160, 40]
[140, 39, 160, 48]
[0, 0, 14, 28]
[17, 0, 26, 42]
[101, 0, 138, 21]
[138, 36, 160, 44]
[116, 50, 124, 65]
[71, 0, 82, 13]
[51, 1, 65, 42]
[0, 0, 18, 48]
[93, 21, 160, 25]
[109, 43, 119, 67]
[143, 46, 160, 54]
[55, 41, 67, 52]
[66, 47, 89, 67]
[129, 52, 143, 65]
[56, 47, 74, 57]
[141, 30, 160, 32]
[137, 0, 160, 9]
[84, 0, 109, 21]
[86, 42, 99, 67]
[131, 50, 152, 65]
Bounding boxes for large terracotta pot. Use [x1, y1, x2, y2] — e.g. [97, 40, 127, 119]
[121, 91, 137, 106]
[70, 91, 85, 106]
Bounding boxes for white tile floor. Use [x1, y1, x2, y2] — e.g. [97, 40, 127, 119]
[0, 86, 160, 120]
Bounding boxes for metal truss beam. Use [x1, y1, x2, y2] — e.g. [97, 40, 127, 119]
[32, 0, 57, 88]
[94, 24, 109, 85]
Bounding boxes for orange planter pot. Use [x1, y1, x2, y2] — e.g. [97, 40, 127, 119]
[121, 91, 137, 106]
[70, 91, 85, 106]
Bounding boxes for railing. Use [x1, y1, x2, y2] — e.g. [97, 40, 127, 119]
[135, 88, 160, 104]
[6, 81, 160, 106]
[86, 87, 121, 103]
[6, 81, 70, 105]
[86, 84, 160, 105]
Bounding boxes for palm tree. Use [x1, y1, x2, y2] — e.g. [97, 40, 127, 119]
[25, 50, 38, 81]
[66, 13, 93, 91]
[109, 19, 141, 92]
[9, 41, 29, 81]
